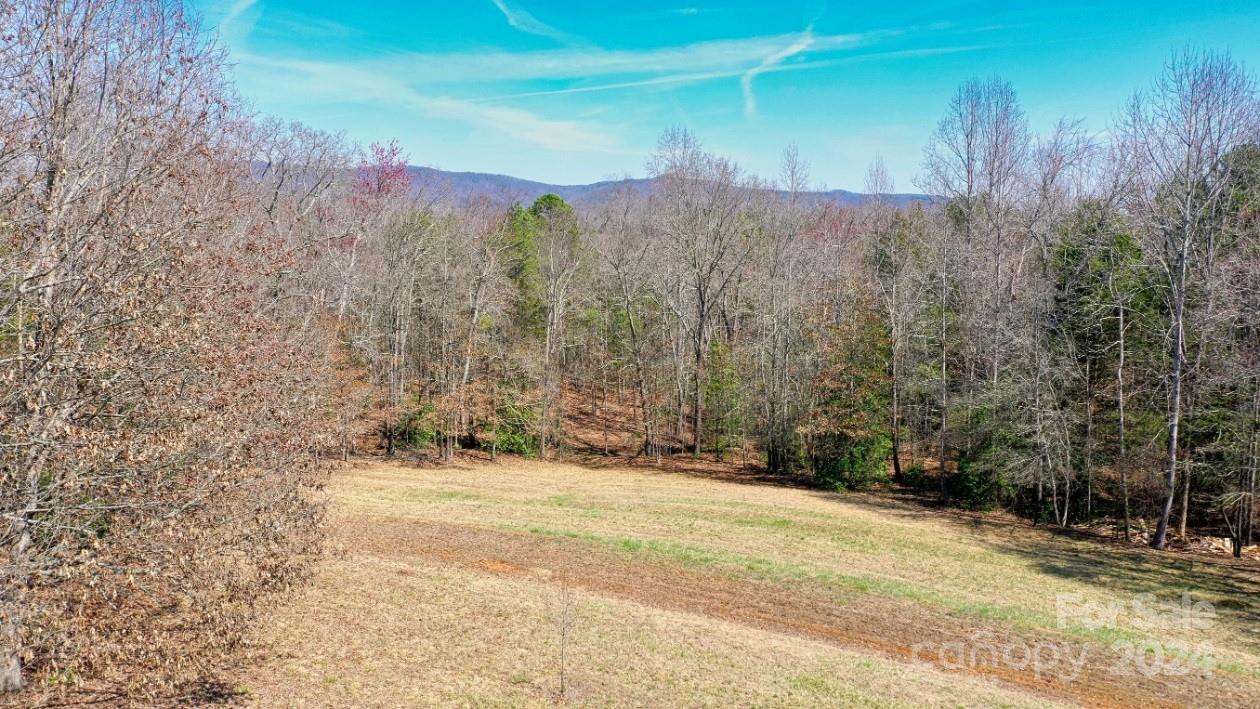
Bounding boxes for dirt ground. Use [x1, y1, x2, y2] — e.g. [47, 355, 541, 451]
[240, 458, 1260, 707]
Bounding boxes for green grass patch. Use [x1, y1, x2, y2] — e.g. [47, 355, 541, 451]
[728, 515, 795, 529]
[513, 523, 1211, 653]
[428, 490, 480, 501]
[343, 486, 483, 505]
[789, 673, 885, 706]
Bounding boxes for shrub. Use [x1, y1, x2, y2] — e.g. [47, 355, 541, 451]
[952, 457, 1013, 510]
[393, 403, 439, 449]
[902, 463, 931, 490]
[489, 396, 540, 457]
[812, 432, 892, 491]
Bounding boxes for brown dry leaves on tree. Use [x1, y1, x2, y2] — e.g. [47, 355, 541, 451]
[0, 0, 350, 698]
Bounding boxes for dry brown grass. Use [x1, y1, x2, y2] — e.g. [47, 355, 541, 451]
[240, 458, 1260, 707]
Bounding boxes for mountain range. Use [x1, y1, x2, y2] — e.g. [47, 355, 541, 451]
[407, 166, 933, 209]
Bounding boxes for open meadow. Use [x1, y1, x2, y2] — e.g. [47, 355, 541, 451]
[241, 459, 1260, 708]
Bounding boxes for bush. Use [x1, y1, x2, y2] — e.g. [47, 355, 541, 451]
[392, 403, 439, 449]
[812, 432, 892, 491]
[951, 458, 1012, 510]
[492, 421, 538, 456]
[902, 463, 931, 490]
[488, 396, 540, 457]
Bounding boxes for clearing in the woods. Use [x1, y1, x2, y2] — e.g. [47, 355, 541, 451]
[243, 458, 1260, 707]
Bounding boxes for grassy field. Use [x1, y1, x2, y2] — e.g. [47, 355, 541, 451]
[242, 458, 1260, 707]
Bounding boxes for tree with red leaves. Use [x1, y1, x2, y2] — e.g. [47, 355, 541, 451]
[353, 140, 413, 209]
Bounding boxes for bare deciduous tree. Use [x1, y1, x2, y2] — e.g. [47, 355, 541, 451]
[1118, 49, 1260, 549]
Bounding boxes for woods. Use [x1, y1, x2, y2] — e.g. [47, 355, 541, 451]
[1, 0, 1258, 699]
[333, 53, 1259, 560]
[350, 65, 1256, 537]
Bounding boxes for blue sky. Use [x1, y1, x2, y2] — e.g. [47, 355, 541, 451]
[195, 0, 1260, 191]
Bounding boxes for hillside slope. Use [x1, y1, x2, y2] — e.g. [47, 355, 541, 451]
[242, 459, 1260, 707]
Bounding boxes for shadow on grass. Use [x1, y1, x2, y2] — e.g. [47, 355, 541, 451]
[355, 447, 1260, 635]
[29, 678, 244, 707]
[830, 486, 1260, 646]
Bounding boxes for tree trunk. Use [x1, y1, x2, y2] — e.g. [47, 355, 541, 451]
[1153, 240, 1190, 550]
[692, 333, 705, 457]
[1247, 456, 1257, 548]
[1051, 473, 1061, 525]
[1117, 304, 1131, 542]
[1084, 360, 1094, 521]
[938, 249, 949, 501]
[2, 498, 34, 693]
[0, 620, 20, 692]
[1062, 472, 1073, 528]
[891, 351, 904, 483]
[674, 337, 686, 442]
[1034, 475, 1043, 527]
[1179, 459, 1191, 539]
[602, 371, 609, 456]
[1246, 383, 1258, 550]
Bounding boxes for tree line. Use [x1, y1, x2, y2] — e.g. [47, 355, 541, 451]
[342, 56, 1259, 561]
[1, 0, 1258, 697]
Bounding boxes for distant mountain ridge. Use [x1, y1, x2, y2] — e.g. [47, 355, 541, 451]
[407, 166, 933, 209]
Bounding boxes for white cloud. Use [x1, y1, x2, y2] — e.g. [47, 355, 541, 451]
[222, 0, 258, 27]
[235, 52, 627, 155]
[476, 69, 750, 101]
[510, 42, 986, 104]
[741, 27, 815, 117]
[216, 7, 977, 154]
[475, 56, 858, 102]
[372, 29, 879, 87]
[490, 0, 582, 45]
[218, 0, 261, 46]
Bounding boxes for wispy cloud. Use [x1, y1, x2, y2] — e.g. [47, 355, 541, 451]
[475, 51, 866, 103]
[477, 69, 750, 101]
[218, 0, 261, 46]
[741, 27, 815, 117]
[377, 30, 878, 86]
[260, 12, 358, 41]
[235, 51, 627, 155]
[222, 0, 258, 27]
[490, 0, 582, 45]
[213, 0, 620, 153]
[295, 23, 967, 124]
[215, 6, 981, 155]
[475, 41, 993, 104]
